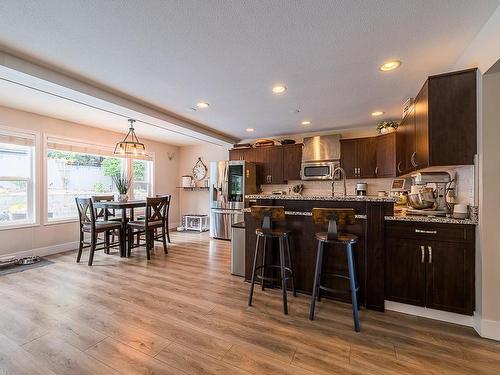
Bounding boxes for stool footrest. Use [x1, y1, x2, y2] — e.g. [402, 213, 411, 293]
[319, 285, 359, 294]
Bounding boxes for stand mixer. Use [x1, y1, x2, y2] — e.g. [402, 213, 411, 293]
[407, 171, 453, 216]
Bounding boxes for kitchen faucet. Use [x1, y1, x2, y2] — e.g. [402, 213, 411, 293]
[332, 167, 347, 196]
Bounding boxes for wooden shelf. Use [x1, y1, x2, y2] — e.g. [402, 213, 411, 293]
[176, 187, 209, 191]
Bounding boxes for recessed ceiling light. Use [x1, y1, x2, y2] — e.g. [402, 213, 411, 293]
[246, 128, 255, 132]
[380, 60, 401, 72]
[196, 102, 210, 108]
[272, 85, 287, 94]
[301, 120, 311, 126]
[371, 111, 385, 117]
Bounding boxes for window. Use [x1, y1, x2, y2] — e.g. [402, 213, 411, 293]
[46, 138, 153, 221]
[0, 131, 36, 227]
[131, 159, 153, 200]
[47, 149, 126, 220]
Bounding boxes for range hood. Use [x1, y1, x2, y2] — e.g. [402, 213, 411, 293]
[301, 135, 341, 162]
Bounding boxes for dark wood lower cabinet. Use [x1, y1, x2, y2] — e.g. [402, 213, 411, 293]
[385, 221, 475, 315]
[385, 237, 426, 306]
[426, 240, 475, 315]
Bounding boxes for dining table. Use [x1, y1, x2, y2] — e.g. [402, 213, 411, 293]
[93, 200, 146, 257]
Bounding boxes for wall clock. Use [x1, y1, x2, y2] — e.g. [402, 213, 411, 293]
[192, 157, 208, 181]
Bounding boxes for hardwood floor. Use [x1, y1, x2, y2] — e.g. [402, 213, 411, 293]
[1, 231, 499, 374]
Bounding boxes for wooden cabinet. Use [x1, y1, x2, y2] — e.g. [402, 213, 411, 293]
[397, 68, 477, 175]
[340, 137, 377, 179]
[385, 221, 475, 315]
[385, 237, 426, 306]
[282, 144, 303, 181]
[229, 144, 302, 184]
[396, 106, 416, 176]
[375, 133, 396, 178]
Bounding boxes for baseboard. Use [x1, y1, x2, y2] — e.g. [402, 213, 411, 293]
[3, 241, 78, 259]
[169, 221, 180, 230]
[473, 313, 500, 341]
[384, 300, 474, 327]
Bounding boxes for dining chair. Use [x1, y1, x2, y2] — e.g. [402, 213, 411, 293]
[92, 195, 122, 253]
[156, 194, 172, 243]
[137, 194, 172, 243]
[75, 197, 123, 266]
[127, 196, 168, 259]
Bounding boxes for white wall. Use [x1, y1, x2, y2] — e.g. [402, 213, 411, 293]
[0, 105, 180, 257]
[453, 5, 500, 340]
[178, 143, 229, 219]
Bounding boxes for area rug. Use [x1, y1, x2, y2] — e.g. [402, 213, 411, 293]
[0, 258, 54, 276]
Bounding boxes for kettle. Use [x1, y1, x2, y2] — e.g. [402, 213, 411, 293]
[355, 182, 367, 196]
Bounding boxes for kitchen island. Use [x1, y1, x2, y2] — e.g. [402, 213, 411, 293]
[244, 194, 395, 311]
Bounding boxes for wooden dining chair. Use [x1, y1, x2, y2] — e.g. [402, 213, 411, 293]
[75, 197, 123, 266]
[127, 196, 168, 259]
[91, 195, 122, 252]
[156, 194, 172, 243]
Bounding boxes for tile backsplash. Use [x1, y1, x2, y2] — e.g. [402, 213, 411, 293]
[260, 165, 475, 205]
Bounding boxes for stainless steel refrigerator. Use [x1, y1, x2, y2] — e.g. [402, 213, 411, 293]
[209, 160, 256, 240]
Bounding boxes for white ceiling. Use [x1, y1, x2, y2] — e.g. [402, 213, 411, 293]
[0, 0, 499, 140]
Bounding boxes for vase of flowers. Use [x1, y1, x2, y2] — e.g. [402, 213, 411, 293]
[376, 121, 399, 134]
[112, 175, 131, 202]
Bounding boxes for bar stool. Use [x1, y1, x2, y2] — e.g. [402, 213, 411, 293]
[309, 208, 360, 332]
[248, 206, 296, 314]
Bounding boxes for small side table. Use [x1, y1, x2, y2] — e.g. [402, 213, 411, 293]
[183, 215, 209, 232]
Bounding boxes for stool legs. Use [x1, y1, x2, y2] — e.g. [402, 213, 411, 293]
[347, 243, 360, 332]
[309, 241, 324, 320]
[279, 237, 288, 315]
[248, 236, 261, 306]
[286, 236, 297, 297]
[261, 236, 267, 290]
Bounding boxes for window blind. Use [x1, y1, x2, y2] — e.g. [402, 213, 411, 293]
[46, 137, 152, 160]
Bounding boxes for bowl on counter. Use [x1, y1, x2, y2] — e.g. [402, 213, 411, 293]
[408, 191, 435, 210]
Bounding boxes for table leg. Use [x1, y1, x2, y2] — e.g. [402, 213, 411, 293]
[121, 208, 127, 257]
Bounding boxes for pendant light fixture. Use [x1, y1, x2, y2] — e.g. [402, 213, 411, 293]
[114, 119, 146, 157]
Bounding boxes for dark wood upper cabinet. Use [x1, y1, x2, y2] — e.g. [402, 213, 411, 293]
[375, 132, 396, 178]
[282, 144, 303, 181]
[398, 68, 477, 174]
[414, 80, 429, 169]
[340, 139, 357, 178]
[229, 144, 302, 185]
[341, 137, 377, 179]
[396, 106, 416, 176]
[427, 69, 477, 166]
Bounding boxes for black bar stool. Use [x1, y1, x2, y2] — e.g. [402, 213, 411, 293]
[309, 208, 360, 332]
[248, 206, 296, 314]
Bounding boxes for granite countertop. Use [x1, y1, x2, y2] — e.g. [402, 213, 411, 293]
[245, 194, 396, 203]
[242, 207, 367, 219]
[385, 214, 477, 225]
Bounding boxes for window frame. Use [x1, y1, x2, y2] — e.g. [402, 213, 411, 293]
[0, 125, 40, 231]
[43, 134, 154, 224]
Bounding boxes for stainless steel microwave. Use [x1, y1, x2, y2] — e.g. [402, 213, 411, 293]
[300, 161, 339, 180]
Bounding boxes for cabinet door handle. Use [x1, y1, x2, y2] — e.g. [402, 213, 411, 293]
[269, 175, 272, 183]
[415, 229, 437, 234]
[375, 166, 379, 176]
[428, 246, 432, 264]
[421, 245, 425, 263]
[411, 152, 418, 167]
[397, 161, 402, 174]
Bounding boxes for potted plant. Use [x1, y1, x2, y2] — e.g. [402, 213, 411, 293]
[112, 175, 131, 202]
[376, 121, 399, 134]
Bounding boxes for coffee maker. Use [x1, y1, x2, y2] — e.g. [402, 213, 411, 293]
[355, 182, 367, 196]
[408, 171, 452, 216]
